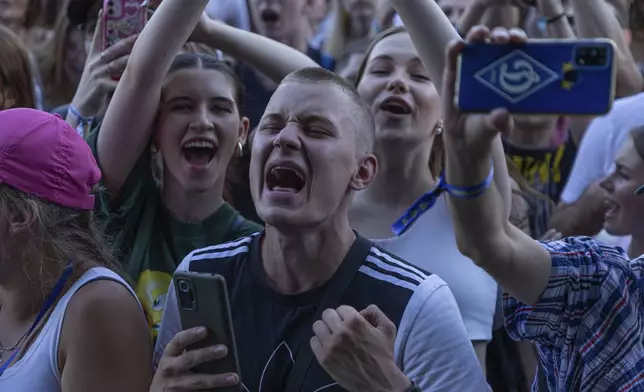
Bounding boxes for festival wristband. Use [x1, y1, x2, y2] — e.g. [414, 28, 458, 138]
[391, 178, 444, 236]
[68, 105, 95, 137]
[440, 163, 494, 199]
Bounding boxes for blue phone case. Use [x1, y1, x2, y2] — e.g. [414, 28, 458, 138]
[456, 39, 616, 115]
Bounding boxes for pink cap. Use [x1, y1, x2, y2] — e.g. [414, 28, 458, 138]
[0, 109, 101, 210]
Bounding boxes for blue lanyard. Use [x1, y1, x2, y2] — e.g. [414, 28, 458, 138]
[391, 178, 444, 236]
[0, 261, 74, 376]
[391, 164, 495, 236]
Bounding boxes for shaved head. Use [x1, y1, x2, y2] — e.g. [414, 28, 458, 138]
[281, 67, 375, 153]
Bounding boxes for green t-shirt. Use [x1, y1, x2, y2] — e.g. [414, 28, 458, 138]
[87, 127, 262, 337]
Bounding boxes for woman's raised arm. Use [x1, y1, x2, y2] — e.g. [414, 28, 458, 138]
[97, 0, 210, 194]
[193, 17, 319, 83]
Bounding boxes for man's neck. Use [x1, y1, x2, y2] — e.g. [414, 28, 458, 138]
[162, 175, 225, 223]
[628, 234, 644, 259]
[506, 122, 557, 149]
[278, 29, 309, 54]
[349, 17, 371, 40]
[361, 143, 435, 207]
[630, 36, 644, 64]
[261, 218, 356, 294]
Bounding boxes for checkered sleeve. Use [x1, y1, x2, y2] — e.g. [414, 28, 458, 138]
[504, 236, 632, 344]
[503, 237, 644, 390]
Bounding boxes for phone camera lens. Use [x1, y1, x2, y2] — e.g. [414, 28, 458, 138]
[178, 280, 190, 293]
[575, 45, 607, 67]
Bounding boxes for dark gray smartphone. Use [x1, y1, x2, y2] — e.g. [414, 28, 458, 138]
[173, 271, 242, 392]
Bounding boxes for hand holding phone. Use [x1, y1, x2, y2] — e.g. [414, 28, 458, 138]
[455, 38, 616, 115]
[151, 327, 241, 391]
[153, 271, 242, 392]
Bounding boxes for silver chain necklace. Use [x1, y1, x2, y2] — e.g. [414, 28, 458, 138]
[0, 302, 30, 364]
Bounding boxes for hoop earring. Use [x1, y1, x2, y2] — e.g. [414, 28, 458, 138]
[236, 140, 244, 158]
[435, 121, 444, 135]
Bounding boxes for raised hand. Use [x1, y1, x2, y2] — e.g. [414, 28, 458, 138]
[441, 25, 529, 159]
[311, 305, 411, 392]
[70, 10, 136, 119]
[151, 327, 240, 391]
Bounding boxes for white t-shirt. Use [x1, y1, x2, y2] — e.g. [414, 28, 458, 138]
[560, 92, 644, 204]
[372, 195, 498, 342]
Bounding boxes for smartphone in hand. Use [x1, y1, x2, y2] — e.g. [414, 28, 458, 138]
[102, 0, 147, 50]
[173, 271, 243, 392]
[456, 39, 616, 115]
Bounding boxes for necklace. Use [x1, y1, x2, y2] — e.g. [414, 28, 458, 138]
[0, 334, 29, 364]
[0, 261, 74, 376]
[0, 304, 34, 364]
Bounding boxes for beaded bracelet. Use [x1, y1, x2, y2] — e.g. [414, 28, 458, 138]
[441, 163, 494, 199]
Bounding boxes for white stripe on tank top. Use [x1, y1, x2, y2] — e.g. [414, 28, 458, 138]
[0, 267, 139, 391]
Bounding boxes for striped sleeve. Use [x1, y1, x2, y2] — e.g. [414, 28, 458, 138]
[503, 237, 644, 390]
[503, 237, 633, 345]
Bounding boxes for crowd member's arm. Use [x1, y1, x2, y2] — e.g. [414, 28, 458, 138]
[66, 15, 135, 137]
[548, 115, 613, 236]
[97, 0, 210, 195]
[441, 24, 630, 319]
[391, 0, 512, 367]
[390, 0, 511, 217]
[192, 16, 319, 83]
[60, 280, 152, 392]
[571, 0, 643, 98]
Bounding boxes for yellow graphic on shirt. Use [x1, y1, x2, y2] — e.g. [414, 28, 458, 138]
[510, 143, 566, 186]
[135, 270, 173, 338]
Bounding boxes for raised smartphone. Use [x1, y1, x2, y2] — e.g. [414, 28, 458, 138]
[102, 0, 147, 50]
[455, 39, 617, 115]
[173, 271, 242, 392]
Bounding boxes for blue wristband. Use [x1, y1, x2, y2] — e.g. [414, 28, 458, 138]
[68, 105, 95, 136]
[441, 164, 494, 199]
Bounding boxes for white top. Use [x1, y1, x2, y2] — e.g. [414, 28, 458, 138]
[154, 239, 490, 391]
[372, 195, 498, 342]
[0, 268, 137, 392]
[561, 92, 644, 204]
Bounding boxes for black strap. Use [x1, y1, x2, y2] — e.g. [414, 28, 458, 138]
[284, 234, 373, 392]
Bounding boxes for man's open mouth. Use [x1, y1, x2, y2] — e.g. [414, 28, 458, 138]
[260, 8, 280, 24]
[266, 165, 306, 193]
[182, 139, 216, 166]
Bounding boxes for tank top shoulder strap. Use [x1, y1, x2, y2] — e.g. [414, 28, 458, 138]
[45, 267, 140, 383]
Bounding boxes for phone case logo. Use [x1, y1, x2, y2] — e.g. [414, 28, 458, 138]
[474, 50, 558, 103]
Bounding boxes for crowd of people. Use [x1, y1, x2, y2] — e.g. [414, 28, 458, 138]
[1, 0, 644, 390]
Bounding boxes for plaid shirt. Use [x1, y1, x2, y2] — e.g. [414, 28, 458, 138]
[503, 236, 644, 391]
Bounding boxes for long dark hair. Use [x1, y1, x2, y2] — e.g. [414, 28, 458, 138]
[166, 53, 246, 207]
[0, 24, 36, 110]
